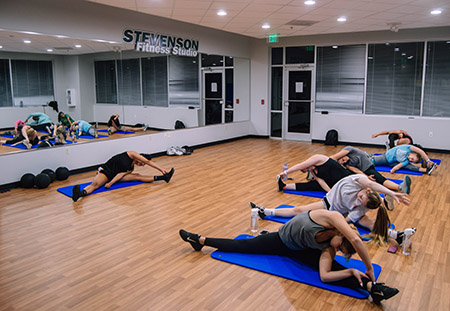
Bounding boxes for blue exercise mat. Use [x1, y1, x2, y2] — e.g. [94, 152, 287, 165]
[373, 154, 441, 175]
[3, 140, 73, 149]
[211, 234, 381, 299]
[264, 205, 394, 239]
[98, 129, 134, 134]
[57, 181, 145, 197]
[77, 134, 108, 139]
[0, 134, 14, 138]
[283, 178, 402, 198]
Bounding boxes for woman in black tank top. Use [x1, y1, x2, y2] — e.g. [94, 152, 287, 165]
[277, 154, 352, 193]
[71, 151, 174, 202]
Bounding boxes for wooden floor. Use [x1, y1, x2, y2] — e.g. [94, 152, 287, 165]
[0, 139, 449, 311]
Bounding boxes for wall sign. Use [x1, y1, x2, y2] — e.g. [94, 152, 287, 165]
[123, 29, 199, 57]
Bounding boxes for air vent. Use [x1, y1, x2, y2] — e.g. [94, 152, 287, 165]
[53, 47, 74, 50]
[285, 20, 318, 26]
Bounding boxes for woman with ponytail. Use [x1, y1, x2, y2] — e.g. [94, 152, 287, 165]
[252, 174, 415, 246]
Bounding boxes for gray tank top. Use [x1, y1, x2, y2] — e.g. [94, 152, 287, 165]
[278, 211, 331, 251]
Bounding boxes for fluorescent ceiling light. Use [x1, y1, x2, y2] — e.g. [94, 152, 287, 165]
[217, 10, 227, 16]
[262, 23, 270, 29]
[75, 44, 82, 48]
[47, 49, 53, 52]
[23, 40, 31, 44]
[304, 0, 315, 5]
[332, 45, 338, 48]
[337, 17, 347, 22]
[430, 9, 442, 15]
[0, 46, 3, 49]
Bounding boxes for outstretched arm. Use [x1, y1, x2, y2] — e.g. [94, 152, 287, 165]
[321, 211, 375, 282]
[329, 149, 350, 161]
[105, 172, 131, 188]
[279, 154, 329, 177]
[355, 175, 410, 205]
[129, 151, 167, 174]
[312, 173, 331, 192]
[410, 146, 434, 165]
[319, 248, 369, 284]
[372, 130, 402, 138]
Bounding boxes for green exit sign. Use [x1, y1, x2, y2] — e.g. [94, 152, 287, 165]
[266, 34, 279, 43]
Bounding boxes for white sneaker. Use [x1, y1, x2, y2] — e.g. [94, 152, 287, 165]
[174, 146, 184, 156]
[167, 146, 176, 156]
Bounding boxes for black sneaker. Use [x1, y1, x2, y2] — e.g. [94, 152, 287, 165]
[249, 202, 266, 219]
[164, 168, 175, 183]
[370, 283, 399, 305]
[179, 229, 203, 251]
[426, 162, 438, 175]
[277, 175, 285, 192]
[72, 184, 81, 202]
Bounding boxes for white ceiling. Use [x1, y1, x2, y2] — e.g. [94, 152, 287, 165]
[86, 0, 450, 38]
[0, 0, 448, 55]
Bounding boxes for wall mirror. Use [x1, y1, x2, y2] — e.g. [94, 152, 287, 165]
[0, 29, 250, 155]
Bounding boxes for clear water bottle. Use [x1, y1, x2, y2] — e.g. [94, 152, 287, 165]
[282, 163, 288, 181]
[402, 228, 415, 255]
[251, 208, 259, 235]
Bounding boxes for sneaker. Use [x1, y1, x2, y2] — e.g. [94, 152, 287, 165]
[395, 227, 416, 246]
[107, 127, 112, 136]
[45, 126, 52, 134]
[167, 146, 176, 156]
[277, 175, 286, 192]
[400, 176, 411, 194]
[384, 195, 395, 211]
[143, 124, 148, 132]
[179, 229, 203, 251]
[370, 283, 399, 305]
[94, 131, 98, 139]
[174, 146, 184, 156]
[22, 140, 32, 150]
[72, 184, 81, 202]
[426, 162, 438, 175]
[164, 168, 175, 183]
[249, 202, 266, 219]
[75, 131, 79, 140]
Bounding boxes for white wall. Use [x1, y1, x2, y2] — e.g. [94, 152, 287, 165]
[249, 27, 450, 150]
[0, 121, 251, 185]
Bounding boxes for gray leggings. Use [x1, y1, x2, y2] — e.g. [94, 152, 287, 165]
[371, 154, 420, 172]
[84, 126, 95, 137]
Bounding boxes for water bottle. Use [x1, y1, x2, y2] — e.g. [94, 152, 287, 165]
[20, 100, 23, 107]
[282, 163, 288, 181]
[250, 208, 259, 235]
[402, 228, 415, 255]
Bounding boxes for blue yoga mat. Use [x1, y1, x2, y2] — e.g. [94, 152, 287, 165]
[284, 178, 402, 198]
[76, 134, 108, 139]
[264, 205, 394, 239]
[211, 234, 381, 299]
[0, 134, 14, 138]
[57, 180, 145, 197]
[3, 140, 73, 149]
[98, 129, 134, 134]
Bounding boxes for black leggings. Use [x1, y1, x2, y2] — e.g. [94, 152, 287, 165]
[295, 180, 325, 192]
[5, 135, 39, 145]
[363, 166, 387, 185]
[205, 232, 368, 291]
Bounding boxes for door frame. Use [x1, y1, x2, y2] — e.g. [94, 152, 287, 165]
[202, 68, 225, 124]
[283, 65, 315, 141]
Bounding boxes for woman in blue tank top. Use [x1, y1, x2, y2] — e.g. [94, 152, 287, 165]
[180, 209, 399, 305]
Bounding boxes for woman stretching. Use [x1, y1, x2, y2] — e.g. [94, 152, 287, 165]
[330, 146, 411, 196]
[372, 129, 413, 149]
[180, 209, 399, 305]
[107, 114, 148, 135]
[277, 154, 352, 193]
[72, 151, 174, 201]
[253, 174, 414, 246]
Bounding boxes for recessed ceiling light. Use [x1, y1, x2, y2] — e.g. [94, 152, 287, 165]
[217, 10, 227, 16]
[262, 23, 271, 29]
[430, 9, 442, 15]
[56, 35, 67, 38]
[47, 49, 53, 52]
[24, 40, 31, 44]
[332, 45, 338, 48]
[337, 17, 347, 22]
[75, 45, 82, 48]
[304, 0, 315, 5]
[0, 46, 3, 49]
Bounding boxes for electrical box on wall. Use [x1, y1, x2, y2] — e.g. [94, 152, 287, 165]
[66, 89, 76, 107]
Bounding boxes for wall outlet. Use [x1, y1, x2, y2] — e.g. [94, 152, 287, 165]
[429, 131, 433, 137]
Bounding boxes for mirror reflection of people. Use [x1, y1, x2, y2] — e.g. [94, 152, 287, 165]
[72, 151, 175, 202]
[70, 120, 98, 140]
[107, 114, 148, 135]
[25, 112, 53, 133]
[180, 209, 400, 305]
[0, 124, 39, 149]
[57, 112, 74, 129]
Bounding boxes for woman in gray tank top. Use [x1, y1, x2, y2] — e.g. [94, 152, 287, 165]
[180, 209, 399, 305]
